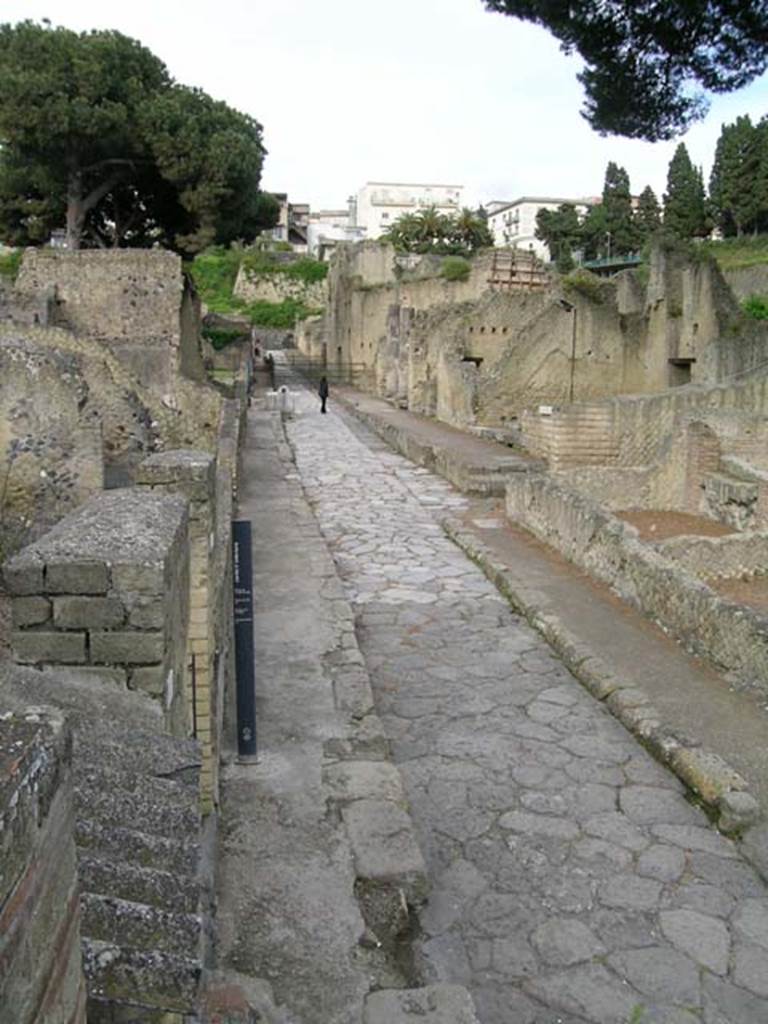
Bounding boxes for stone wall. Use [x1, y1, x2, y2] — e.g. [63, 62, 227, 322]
[234, 263, 328, 308]
[4, 489, 191, 736]
[656, 532, 768, 580]
[521, 369, 768, 470]
[0, 315, 221, 554]
[0, 707, 87, 1024]
[15, 249, 205, 396]
[0, 339, 104, 549]
[505, 472, 768, 691]
[724, 265, 768, 302]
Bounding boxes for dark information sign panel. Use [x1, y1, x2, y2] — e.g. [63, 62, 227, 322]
[232, 519, 257, 758]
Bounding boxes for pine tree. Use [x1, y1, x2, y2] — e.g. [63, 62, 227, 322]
[601, 162, 639, 255]
[664, 144, 710, 238]
[635, 186, 662, 238]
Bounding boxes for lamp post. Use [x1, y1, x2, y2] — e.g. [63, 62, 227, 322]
[558, 299, 577, 403]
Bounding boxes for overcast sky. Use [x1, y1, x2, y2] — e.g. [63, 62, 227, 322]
[5, 0, 768, 210]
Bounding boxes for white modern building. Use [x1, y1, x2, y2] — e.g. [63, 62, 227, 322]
[306, 207, 365, 260]
[353, 181, 465, 239]
[487, 196, 597, 260]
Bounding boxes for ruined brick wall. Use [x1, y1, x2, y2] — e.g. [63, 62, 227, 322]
[505, 472, 768, 691]
[4, 489, 191, 737]
[0, 708, 87, 1024]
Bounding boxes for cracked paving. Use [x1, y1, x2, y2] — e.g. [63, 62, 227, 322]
[286, 390, 768, 1024]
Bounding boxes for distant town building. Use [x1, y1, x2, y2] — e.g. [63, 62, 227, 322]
[487, 196, 598, 260]
[307, 205, 365, 260]
[354, 181, 465, 239]
[268, 194, 310, 252]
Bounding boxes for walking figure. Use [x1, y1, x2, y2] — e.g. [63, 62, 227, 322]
[319, 375, 329, 414]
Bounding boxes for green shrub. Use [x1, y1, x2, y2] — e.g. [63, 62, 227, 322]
[244, 298, 323, 328]
[202, 325, 248, 350]
[188, 247, 243, 314]
[0, 249, 22, 280]
[742, 294, 768, 320]
[563, 268, 608, 303]
[441, 256, 471, 282]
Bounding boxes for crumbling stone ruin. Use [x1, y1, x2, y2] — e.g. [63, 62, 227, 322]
[0, 250, 244, 1021]
[299, 239, 768, 700]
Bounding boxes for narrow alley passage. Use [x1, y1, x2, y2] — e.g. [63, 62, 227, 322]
[286, 385, 768, 1024]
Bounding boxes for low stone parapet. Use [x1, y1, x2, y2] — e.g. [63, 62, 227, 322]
[3, 488, 190, 735]
[506, 472, 768, 693]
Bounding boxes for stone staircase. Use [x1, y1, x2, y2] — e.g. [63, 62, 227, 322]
[74, 725, 209, 1023]
[0, 664, 211, 1023]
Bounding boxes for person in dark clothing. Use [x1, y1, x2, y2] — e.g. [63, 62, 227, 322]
[318, 375, 329, 414]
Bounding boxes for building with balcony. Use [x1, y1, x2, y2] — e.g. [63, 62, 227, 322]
[354, 181, 465, 239]
[487, 196, 597, 260]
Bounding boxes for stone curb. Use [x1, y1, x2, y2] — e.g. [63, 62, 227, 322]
[275, 410, 434, 951]
[441, 516, 765, 865]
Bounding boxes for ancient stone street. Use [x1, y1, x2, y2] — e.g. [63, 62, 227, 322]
[287, 388, 768, 1024]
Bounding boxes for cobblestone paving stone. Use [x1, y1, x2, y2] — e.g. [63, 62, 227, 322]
[286, 391, 768, 1024]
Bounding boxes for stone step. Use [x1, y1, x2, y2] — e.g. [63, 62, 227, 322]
[75, 778, 200, 841]
[78, 853, 200, 915]
[76, 820, 200, 878]
[81, 728, 201, 783]
[82, 938, 201, 1015]
[75, 762, 199, 817]
[81, 892, 202, 959]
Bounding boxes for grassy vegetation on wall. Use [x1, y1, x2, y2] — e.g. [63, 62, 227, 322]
[189, 246, 326, 340]
[0, 249, 22, 280]
[742, 294, 768, 320]
[701, 235, 768, 271]
[440, 256, 471, 281]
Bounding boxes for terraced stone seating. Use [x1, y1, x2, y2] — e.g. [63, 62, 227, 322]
[0, 663, 210, 1023]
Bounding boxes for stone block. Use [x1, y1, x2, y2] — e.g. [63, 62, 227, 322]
[53, 596, 125, 630]
[111, 563, 165, 596]
[90, 631, 164, 665]
[323, 761, 405, 804]
[12, 631, 86, 665]
[2, 553, 44, 595]
[718, 790, 761, 833]
[130, 665, 166, 696]
[364, 986, 480, 1024]
[46, 561, 109, 595]
[127, 599, 165, 629]
[341, 799, 428, 903]
[12, 596, 51, 627]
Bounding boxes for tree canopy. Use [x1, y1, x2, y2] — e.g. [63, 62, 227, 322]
[0, 21, 278, 251]
[383, 206, 492, 256]
[483, 1, 768, 141]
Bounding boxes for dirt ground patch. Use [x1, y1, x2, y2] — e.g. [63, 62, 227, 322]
[710, 576, 768, 615]
[616, 509, 735, 541]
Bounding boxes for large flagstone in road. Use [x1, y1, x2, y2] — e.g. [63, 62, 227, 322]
[287, 392, 768, 1024]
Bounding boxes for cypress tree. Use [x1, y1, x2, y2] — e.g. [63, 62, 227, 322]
[602, 162, 639, 255]
[664, 144, 710, 238]
[635, 186, 662, 238]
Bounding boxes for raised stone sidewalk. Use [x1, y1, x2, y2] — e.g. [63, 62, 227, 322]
[334, 385, 768, 877]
